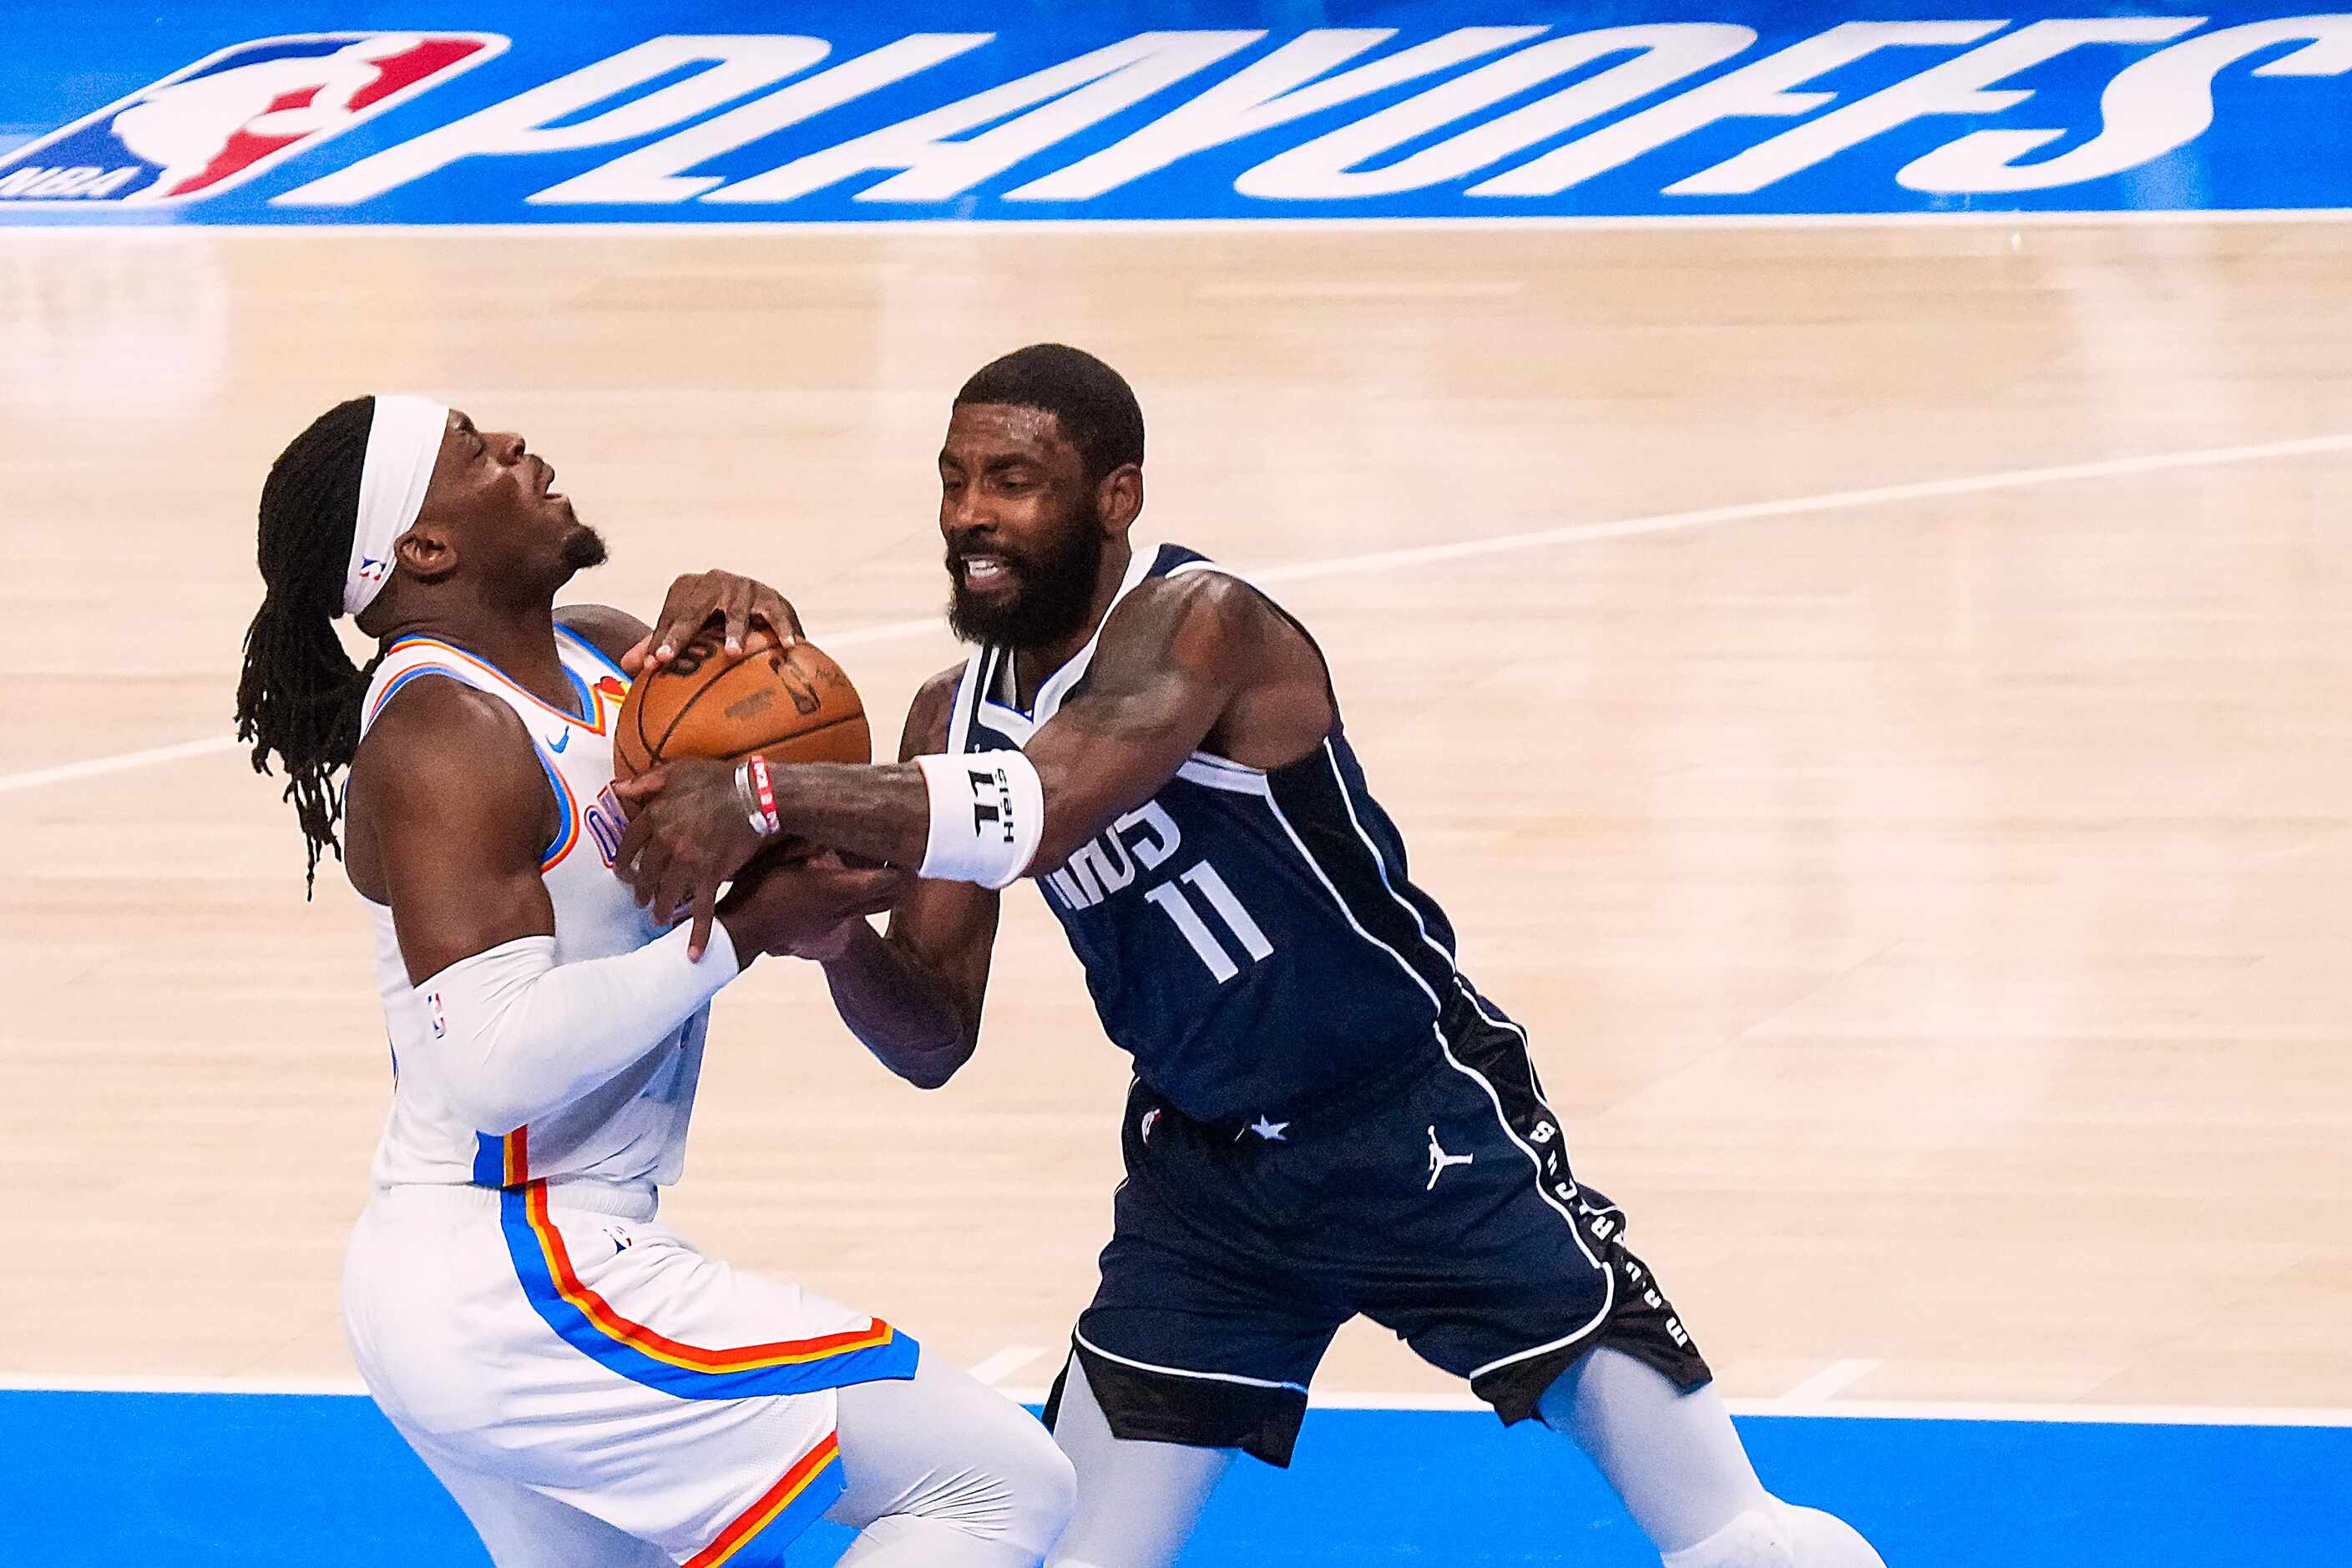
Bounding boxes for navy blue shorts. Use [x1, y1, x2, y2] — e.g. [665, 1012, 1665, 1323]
[1043, 985, 1711, 1467]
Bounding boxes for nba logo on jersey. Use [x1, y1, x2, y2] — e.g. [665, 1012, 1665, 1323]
[0, 33, 503, 205]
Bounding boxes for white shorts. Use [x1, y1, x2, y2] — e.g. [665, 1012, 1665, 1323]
[343, 1180, 919, 1568]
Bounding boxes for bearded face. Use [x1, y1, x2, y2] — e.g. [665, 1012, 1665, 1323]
[944, 499, 1106, 648]
[938, 402, 1116, 650]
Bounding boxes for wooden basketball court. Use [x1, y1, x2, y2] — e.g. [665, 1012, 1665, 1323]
[3, 216, 2347, 1419]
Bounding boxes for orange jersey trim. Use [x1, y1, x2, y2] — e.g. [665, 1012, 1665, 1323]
[383, 635, 628, 734]
[685, 1435, 842, 1568]
[519, 1184, 898, 1373]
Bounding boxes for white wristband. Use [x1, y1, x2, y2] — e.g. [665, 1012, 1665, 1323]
[914, 751, 1044, 889]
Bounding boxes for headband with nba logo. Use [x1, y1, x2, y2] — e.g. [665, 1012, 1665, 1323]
[342, 393, 448, 619]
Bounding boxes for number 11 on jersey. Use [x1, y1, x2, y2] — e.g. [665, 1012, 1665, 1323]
[1144, 860, 1273, 984]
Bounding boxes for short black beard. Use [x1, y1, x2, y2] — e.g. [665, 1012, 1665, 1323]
[561, 524, 609, 573]
[946, 520, 1105, 649]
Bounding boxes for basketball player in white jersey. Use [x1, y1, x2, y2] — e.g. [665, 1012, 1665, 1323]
[235, 394, 1075, 1568]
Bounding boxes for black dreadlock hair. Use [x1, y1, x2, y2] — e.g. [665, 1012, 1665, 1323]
[954, 343, 1145, 484]
[235, 396, 383, 894]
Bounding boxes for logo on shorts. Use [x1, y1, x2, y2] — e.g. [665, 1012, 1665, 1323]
[0, 33, 504, 205]
[425, 991, 446, 1040]
[1426, 1125, 1474, 1191]
[1139, 1107, 1160, 1144]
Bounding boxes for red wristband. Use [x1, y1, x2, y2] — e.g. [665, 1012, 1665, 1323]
[746, 753, 781, 837]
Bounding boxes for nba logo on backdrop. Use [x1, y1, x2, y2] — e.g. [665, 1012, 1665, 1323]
[0, 33, 504, 205]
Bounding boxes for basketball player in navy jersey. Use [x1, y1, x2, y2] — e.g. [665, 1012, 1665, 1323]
[615, 346, 1889, 1568]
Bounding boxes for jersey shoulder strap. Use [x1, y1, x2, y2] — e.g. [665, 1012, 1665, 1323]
[357, 637, 605, 870]
[551, 621, 632, 687]
[1145, 545, 1341, 724]
[944, 540, 1331, 754]
[944, 645, 990, 756]
[360, 632, 627, 743]
[358, 637, 521, 742]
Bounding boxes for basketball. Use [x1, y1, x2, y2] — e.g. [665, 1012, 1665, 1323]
[613, 635, 869, 778]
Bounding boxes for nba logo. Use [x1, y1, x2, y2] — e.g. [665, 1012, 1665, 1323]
[0, 33, 505, 206]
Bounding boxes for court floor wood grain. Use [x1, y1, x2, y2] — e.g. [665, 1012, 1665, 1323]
[2, 220, 2347, 1410]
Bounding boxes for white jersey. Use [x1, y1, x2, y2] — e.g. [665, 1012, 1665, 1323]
[355, 625, 706, 1191]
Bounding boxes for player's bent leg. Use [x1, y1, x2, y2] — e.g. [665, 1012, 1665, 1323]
[406, 1435, 670, 1568]
[344, 1183, 928, 1566]
[1653, 1505, 1884, 1568]
[823, 1351, 1075, 1566]
[1762, 1503, 1884, 1568]
[1538, 1347, 1886, 1567]
[1540, 1345, 1768, 1554]
[1354, 999, 1881, 1563]
[1044, 1356, 1237, 1568]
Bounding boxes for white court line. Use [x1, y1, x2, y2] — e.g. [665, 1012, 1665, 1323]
[8, 206, 2352, 238]
[0, 1373, 371, 1395]
[1778, 1358, 1883, 1406]
[1283, 1390, 2352, 1429]
[965, 1345, 1047, 1387]
[0, 734, 244, 795]
[1237, 430, 2352, 587]
[1010, 1386, 2352, 1427]
[0, 619, 948, 797]
[1735, 1399, 2352, 1429]
[7, 427, 2350, 799]
[10, 1373, 2347, 1429]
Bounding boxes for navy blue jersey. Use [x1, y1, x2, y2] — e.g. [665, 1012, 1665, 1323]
[950, 543, 1475, 1124]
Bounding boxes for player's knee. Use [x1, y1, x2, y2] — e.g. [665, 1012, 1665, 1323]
[937, 1419, 1074, 1550]
[1660, 1508, 1796, 1568]
[999, 1419, 1078, 1555]
[1660, 1501, 1884, 1568]
[1772, 1500, 1884, 1567]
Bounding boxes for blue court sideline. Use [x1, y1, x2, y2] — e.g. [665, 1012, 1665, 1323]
[12, 1389, 2345, 1563]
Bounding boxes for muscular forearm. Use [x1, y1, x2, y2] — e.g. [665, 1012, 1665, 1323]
[771, 751, 1141, 889]
[821, 922, 976, 1090]
[769, 762, 933, 867]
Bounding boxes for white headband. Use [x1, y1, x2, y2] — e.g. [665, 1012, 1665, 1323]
[342, 394, 449, 619]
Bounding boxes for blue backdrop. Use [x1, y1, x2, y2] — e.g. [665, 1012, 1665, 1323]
[3, 3, 2351, 225]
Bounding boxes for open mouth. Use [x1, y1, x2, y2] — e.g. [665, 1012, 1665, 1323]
[959, 554, 1013, 589]
[537, 457, 564, 503]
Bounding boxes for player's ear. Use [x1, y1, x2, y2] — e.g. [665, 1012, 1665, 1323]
[1095, 463, 1143, 534]
[393, 522, 458, 584]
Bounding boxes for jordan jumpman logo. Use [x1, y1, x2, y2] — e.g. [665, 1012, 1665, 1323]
[1427, 1125, 1474, 1191]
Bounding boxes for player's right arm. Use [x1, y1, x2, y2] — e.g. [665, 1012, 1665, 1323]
[355, 680, 559, 984]
[352, 679, 901, 1129]
[806, 665, 1001, 1090]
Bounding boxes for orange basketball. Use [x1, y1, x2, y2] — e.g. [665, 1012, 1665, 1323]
[613, 635, 870, 779]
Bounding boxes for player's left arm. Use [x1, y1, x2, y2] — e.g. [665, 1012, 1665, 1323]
[612, 575, 1323, 917]
[1007, 572, 1284, 866]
